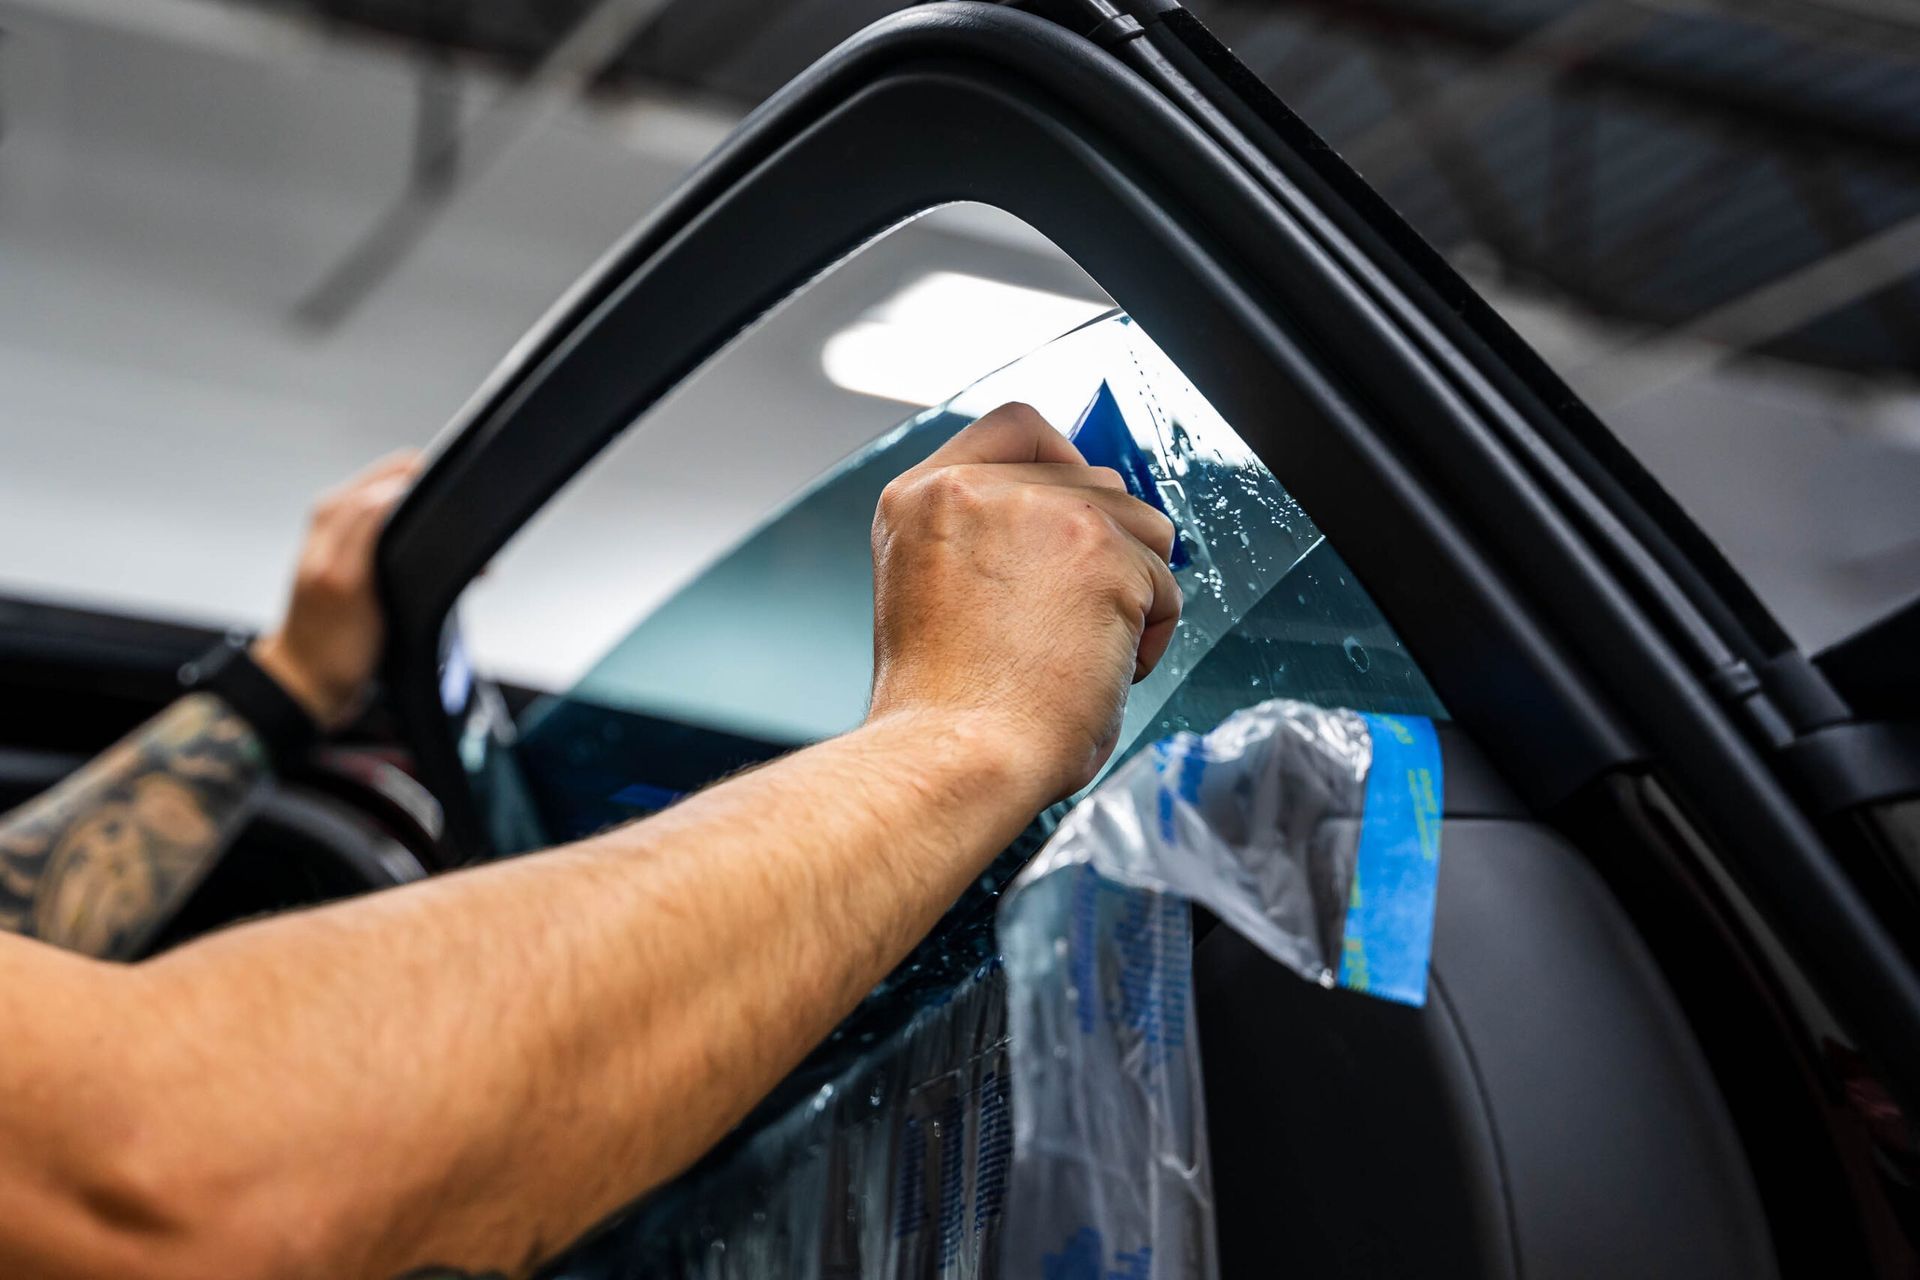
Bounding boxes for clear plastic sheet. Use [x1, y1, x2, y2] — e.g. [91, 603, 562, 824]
[545, 700, 1441, 1279]
[553, 962, 1015, 1279]
[995, 699, 1442, 1280]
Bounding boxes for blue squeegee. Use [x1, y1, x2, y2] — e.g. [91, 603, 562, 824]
[1068, 380, 1190, 570]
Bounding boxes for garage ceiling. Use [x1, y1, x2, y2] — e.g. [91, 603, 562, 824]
[237, 0, 1920, 378]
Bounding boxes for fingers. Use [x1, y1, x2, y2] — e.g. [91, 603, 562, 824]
[300, 453, 423, 590]
[945, 461, 1127, 494]
[316, 450, 423, 517]
[313, 453, 422, 530]
[918, 407, 1177, 558]
[1131, 547, 1182, 682]
[1020, 483, 1181, 681]
[923, 402, 1086, 468]
[326, 465, 421, 581]
[1055, 486, 1177, 565]
[350, 449, 425, 488]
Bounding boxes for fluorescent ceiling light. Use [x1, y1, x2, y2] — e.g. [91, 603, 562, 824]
[821, 271, 1110, 406]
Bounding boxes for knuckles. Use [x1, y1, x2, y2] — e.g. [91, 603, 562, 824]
[1117, 562, 1159, 618]
[1056, 501, 1114, 549]
[1145, 508, 1177, 558]
[917, 466, 986, 516]
[300, 563, 365, 601]
[875, 467, 1168, 607]
[310, 481, 395, 527]
[979, 400, 1043, 430]
[877, 466, 987, 532]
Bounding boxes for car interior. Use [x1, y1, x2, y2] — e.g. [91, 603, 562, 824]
[1, 2, 1916, 1276]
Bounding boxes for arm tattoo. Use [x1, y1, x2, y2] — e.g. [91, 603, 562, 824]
[0, 693, 271, 959]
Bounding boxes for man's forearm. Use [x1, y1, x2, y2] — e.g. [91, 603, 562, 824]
[0, 711, 1041, 1279]
[0, 693, 269, 958]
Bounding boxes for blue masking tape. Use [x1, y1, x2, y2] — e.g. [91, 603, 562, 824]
[1069, 381, 1191, 570]
[1336, 713, 1444, 1006]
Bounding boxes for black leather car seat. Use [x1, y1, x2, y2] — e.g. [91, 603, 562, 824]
[1195, 736, 1776, 1279]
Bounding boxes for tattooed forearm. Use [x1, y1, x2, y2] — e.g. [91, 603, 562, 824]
[0, 693, 270, 959]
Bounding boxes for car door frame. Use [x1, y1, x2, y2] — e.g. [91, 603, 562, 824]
[376, 0, 1920, 1207]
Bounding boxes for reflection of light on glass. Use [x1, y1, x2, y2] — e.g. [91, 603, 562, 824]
[439, 626, 474, 715]
[821, 272, 1110, 406]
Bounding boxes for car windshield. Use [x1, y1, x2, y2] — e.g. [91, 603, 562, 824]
[459, 313, 1443, 854]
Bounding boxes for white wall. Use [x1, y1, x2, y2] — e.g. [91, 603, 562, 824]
[1483, 285, 1920, 652]
[0, 1, 1103, 688]
[0, 0, 1911, 687]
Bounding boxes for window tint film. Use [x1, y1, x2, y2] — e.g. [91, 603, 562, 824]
[458, 314, 1442, 853]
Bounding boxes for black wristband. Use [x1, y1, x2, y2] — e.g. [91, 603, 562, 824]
[179, 638, 321, 774]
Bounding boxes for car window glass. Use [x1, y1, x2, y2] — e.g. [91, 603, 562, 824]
[452, 206, 1112, 694]
[441, 218, 1447, 1241]
[453, 310, 1443, 853]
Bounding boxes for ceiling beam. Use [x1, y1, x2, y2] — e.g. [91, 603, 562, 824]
[291, 0, 680, 329]
[1574, 207, 1920, 406]
[1253, 0, 1920, 174]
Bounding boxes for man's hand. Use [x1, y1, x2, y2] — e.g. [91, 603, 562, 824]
[252, 451, 423, 730]
[0, 411, 1186, 1280]
[868, 402, 1180, 804]
[0, 450, 423, 959]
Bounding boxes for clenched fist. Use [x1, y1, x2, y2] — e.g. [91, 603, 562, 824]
[253, 451, 423, 730]
[867, 402, 1181, 806]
